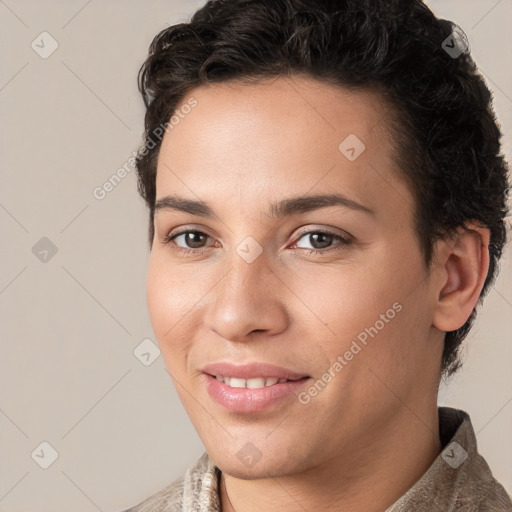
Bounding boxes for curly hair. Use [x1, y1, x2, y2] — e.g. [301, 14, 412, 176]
[135, 0, 510, 377]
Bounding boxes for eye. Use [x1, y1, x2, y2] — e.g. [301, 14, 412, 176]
[161, 228, 352, 256]
[162, 229, 213, 255]
[291, 229, 352, 255]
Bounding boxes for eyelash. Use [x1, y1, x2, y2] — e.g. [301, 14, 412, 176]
[161, 228, 352, 256]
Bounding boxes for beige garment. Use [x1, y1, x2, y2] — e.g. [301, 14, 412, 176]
[123, 407, 512, 511]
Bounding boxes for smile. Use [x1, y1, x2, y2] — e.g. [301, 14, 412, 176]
[212, 376, 296, 388]
[203, 373, 310, 413]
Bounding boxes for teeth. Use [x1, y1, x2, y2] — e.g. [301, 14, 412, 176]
[229, 378, 246, 388]
[247, 378, 266, 389]
[216, 376, 287, 388]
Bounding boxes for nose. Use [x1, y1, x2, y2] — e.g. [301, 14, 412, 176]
[202, 248, 289, 343]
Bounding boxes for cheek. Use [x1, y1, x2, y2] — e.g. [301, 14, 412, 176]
[146, 259, 171, 337]
[310, 248, 427, 374]
[303, 261, 398, 339]
[146, 255, 198, 365]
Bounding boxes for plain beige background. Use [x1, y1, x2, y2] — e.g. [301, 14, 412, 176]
[1, 1, 511, 511]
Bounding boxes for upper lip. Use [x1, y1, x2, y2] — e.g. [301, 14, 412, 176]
[202, 362, 309, 380]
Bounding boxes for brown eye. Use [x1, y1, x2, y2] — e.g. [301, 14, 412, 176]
[293, 230, 351, 254]
[162, 230, 212, 253]
[303, 232, 334, 250]
[175, 231, 209, 249]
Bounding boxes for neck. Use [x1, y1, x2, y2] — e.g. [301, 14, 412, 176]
[220, 405, 441, 512]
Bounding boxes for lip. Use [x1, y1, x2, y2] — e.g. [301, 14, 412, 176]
[202, 373, 310, 414]
[201, 361, 309, 380]
[201, 362, 311, 414]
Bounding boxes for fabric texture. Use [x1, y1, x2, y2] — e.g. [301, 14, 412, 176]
[123, 407, 512, 511]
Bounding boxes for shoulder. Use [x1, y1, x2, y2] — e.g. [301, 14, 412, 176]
[121, 452, 221, 512]
[121, 475, 185, 512]
[448, 451, 512, 511]
[443, 408, 512, 511]
[388, 407, 512, 511]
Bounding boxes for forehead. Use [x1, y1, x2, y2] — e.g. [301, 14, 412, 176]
[160, 76, 392, 159]
[155, 75, 407, 217]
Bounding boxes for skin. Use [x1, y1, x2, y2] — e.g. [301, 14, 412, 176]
[146, 76, 490, 512]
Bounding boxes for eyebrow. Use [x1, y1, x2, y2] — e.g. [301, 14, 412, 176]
[154, 192, 374, 219]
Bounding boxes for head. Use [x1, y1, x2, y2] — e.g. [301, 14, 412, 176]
[136, 0, 509, 478]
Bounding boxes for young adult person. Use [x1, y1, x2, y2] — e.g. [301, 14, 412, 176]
[124, 1, 512, 510]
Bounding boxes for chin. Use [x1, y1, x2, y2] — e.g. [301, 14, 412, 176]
[208, 444, 306, 480]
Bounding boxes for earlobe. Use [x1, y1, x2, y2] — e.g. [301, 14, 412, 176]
[432, 223, 490, 333]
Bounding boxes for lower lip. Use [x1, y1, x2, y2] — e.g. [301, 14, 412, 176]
[203, 373, 310, 414]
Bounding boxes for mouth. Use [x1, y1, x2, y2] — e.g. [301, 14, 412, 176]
[208, 375, 307, 389]
[201, 361, 309, 381]
[200, 362, 311, 413]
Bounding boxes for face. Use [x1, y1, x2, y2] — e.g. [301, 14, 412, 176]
[147, 76, 443, 479]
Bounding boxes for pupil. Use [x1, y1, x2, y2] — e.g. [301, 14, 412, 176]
[187, 232, 205, 248]
[311, 233, 331, 249]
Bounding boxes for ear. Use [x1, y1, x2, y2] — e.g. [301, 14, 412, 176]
[432, 223, 490, 332]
